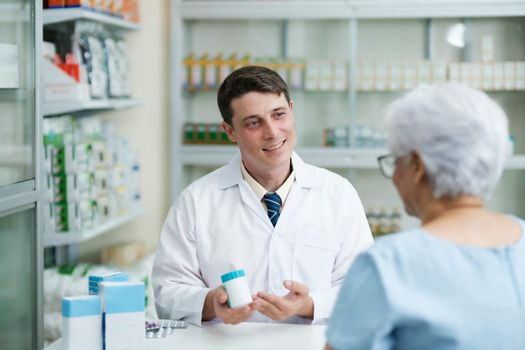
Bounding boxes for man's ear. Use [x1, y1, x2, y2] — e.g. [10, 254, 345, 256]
[221, 121, 237, 143]
[289, 99, 294, 112]
[411, 152, 427, 184]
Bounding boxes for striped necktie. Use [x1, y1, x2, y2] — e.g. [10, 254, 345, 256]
[263, 192, 282, 227]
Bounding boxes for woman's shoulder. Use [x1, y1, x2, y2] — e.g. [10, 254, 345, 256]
[360, 229, 442, 270]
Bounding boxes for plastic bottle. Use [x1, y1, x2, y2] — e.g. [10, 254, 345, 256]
[220, 269, 252, 308]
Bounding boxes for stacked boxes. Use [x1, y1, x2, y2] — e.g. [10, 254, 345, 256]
[182, 53, 305, 91]
[304, 60, 347, 91]
[324, 124, 388, 148]
[62, 273, 145, 350]
[182, 123, 233, 145]
[183, 53, 525, 93]
[356, 61, 448, 91]
[366, 207, 402, 237]
[89, 271, 129, 295]
[43, 116, 96, 233]
[449, 61, 525, 91]
[43, 115, 141, 234]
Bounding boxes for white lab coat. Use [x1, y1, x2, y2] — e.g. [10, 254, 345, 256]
[152, 152, 373, 326]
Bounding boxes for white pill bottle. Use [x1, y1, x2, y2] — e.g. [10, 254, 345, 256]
[220, 269, 252, 308]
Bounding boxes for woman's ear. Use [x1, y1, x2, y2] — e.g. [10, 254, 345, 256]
[411, 152, 427, 184]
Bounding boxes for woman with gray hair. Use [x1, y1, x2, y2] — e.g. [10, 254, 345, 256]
[325, 83, 525, 350]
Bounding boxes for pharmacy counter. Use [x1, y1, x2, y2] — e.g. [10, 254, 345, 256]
[45, 322, 328, 350]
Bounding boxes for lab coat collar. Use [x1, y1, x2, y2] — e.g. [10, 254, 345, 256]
[219, 151, 317, 190]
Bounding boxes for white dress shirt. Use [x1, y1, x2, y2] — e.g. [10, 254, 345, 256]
[152, 152, 373, 326]
[240, 159, 295, 210]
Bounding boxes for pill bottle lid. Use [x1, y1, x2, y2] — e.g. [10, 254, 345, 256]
[221, 269, 245, 283]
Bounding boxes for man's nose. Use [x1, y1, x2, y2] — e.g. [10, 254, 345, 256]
[263, 120, 278, 138]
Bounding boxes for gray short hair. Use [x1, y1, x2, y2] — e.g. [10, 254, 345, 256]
[387, 83, 509, 200]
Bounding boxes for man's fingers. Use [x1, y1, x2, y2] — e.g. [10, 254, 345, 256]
[216, 301, 255, 324]
[283, 280, 309, 295]
[214, 288, 229, 304]
[253, 296, 282, 320]
[256, 291, 286, 310]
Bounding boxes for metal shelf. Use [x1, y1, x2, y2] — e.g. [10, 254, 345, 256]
[181, 1, 525, 20]
[179, 145, 387, 168]
[43, 8, 141, 29]
[43, 207, 144, 247]
[179, 145, 525, 170]
[42, 98, 142, 116]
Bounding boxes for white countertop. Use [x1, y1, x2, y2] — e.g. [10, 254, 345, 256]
[45, 322, 328, 350]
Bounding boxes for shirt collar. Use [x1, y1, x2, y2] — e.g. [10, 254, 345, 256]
[240, 160, 295, 204]
[219, 151, 318, 190]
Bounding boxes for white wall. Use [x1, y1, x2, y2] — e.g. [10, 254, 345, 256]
[78, 0, 171, 260]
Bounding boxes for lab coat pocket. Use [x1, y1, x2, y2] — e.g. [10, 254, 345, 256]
[292, 234, 339, 289]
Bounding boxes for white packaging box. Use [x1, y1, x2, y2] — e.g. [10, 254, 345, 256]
[470, 63, 483, 89]
[516, 62, 525, 90]
[89, 271, 129, 295]
[375, 63, 388, 91]
[402, 63, 417, 90]
[359, 62, 374, 91]
[448, 62, 461, 82]
[204, 61, 217, 89]
[417, 62, 431, 85]
[333, 60, 347, 91]
[218, 61, 232, 85]
[289, 62, 304, 89]
[482, 62, 494, 90]
[389, 63, 401, 91]
[99, 281, 145, 350]
[493, 63, 505, 90]
[62, 296, 102, 350]
[319, 61, 333, 91]
[0, 43, 19, 89]
[504, 62, 515, 90]
[304, 61, 319, 91]
[190, 61, 203, 90]
[42, 59, 90, 102]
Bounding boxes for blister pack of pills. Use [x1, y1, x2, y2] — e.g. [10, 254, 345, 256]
[145, 319, 187, 338]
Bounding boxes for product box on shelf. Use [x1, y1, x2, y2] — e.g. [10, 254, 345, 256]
[42, 58, 90, 102]
[324, 124, 388, 149]
[182, 122, 232, 145]
[43, 115, 142, 234]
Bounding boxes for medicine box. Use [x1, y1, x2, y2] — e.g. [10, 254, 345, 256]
[99, 281, 145, 350]
[62, 295, 102, 350]
[89, 271, 129, 295]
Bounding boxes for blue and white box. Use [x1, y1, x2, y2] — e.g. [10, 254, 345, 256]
[62, 296, 102, 350]
[100, 281, 145, 350]
[88, 271, 128, 295]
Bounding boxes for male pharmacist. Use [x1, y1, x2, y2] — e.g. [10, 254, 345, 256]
[152, 66, 373, 326]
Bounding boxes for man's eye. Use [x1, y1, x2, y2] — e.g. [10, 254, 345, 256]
[246, 121, 258, 128]
[275, 112, 286, 118]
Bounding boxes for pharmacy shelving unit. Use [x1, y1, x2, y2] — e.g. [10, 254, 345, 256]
[170, 0, 525, 228]
[43, 7, 141, 30]
[42, 207, 144, 247]
[180, 145, 525, 170]
[42, 8, 144, 258]
[42, 97, 142, 116]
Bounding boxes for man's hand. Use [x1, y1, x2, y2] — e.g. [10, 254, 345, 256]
[202, 286, 257, 324]
[253, 280, 314, 321]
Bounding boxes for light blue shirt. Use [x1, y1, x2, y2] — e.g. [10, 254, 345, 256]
[327, 218, 525, 350]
